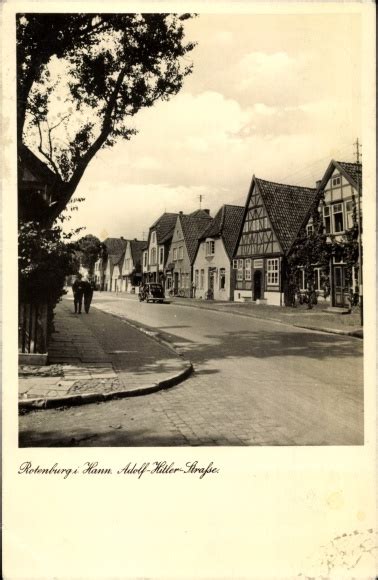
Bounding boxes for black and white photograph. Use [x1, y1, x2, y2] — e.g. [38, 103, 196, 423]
[16, 10, 367, 448]
[3, 2, 377, 579]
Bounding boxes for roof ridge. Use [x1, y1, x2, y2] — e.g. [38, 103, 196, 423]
[255, 176, 316, 191]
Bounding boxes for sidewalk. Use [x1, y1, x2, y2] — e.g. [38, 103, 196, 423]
[168, 296, 363, 338]
[19, 298, 192, 412]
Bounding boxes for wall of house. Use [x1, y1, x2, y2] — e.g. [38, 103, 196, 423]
[233, 256, 284, 305]
[193, 238, 231, 300]
[165, 218, 191, 295]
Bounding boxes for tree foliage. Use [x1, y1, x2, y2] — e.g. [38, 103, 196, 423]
[17, 13, 195, 225]
[19, 222, 79, 305]
[76, 234, 102, 275]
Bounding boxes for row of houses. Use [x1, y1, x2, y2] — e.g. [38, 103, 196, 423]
[94, 158, 362, 309]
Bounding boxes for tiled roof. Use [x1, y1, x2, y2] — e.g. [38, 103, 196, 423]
[19, 144, 57, 185]
[150, 213, 179, 244]
[255, 178, 317, 253]
[102, 237, 127, 256]
[335, 161, 362, 189]
[130, 240, 146, 265]
[201, 204, 244, 259]
[180, 211, 213, 263]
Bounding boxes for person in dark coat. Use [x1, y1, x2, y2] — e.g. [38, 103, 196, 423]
[82, 277, 95, 313]
[72, 275, 84, 314]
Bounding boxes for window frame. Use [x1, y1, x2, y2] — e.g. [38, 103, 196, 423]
[267, 258, 279, 286]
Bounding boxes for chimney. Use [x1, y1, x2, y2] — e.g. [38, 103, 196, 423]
[203, 209, 210, 215]
[120, 236, 124, 240]
[316, 180, 322, 189]
[179, 211, 183, 215]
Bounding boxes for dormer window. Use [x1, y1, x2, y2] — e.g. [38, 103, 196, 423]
[206, 240, 215, 256]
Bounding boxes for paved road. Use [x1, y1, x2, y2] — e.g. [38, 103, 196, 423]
[19, 293, 363, 446]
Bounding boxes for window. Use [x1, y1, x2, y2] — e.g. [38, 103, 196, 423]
[194, 270, 199, 288]
[237, 259, 244, 281]
[323, 206, 331, 234]
[332, 176, 341, 187]
[306, 224, 314, 235]
[151, 231, 156, 243]
[159, 247, 164, 265]
[232, 259, 238, 269]
[150, 247, 156, 265]
[314, 268, 321, 291]
[200, 269, 204, 289]
[143, 253, 147, 267]
[179, 246, 184, 260]
[173, 248, 177, 261]
[245, 258, 251, 281]
[267, 258, 279, 285]
[333, 203, 344, 233]
[206, 240, 215, 256]
[345, 200, 354, 229]
[219, 268, 226, 290]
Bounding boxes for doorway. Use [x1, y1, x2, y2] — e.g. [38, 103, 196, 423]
[253, 270, 262, 300]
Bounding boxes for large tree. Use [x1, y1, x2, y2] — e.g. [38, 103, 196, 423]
[76, 234, 102, 275]
[17, 13, 195, 226]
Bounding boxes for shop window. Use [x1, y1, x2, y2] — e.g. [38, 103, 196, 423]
[219, 268, 226, 289]
[267, 258, 279, 285]
[333, 203, 344, 233]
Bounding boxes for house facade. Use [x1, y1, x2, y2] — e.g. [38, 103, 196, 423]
[301, 160, 362, 308]
[193, 205, 244, 301]
[165, 209, 212, 296]
[121, 239, 146, 292]
[233, 177, 317, 305]
[94, 237, 127, 291]
[143, 213, 178, 285]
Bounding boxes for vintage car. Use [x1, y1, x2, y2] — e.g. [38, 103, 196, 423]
[139, 283, 165, 303]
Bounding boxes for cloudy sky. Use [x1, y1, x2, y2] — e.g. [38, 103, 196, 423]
[63, 11, 361, 241]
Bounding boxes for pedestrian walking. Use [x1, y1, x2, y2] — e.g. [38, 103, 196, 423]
[72, 275, 84, 314]
[82, 276, 95, 313]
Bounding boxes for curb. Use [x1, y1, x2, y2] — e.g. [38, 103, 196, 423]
[19, 361, 193, 414]
[19, 311, 194, 414]
[169, 299, 363, 339]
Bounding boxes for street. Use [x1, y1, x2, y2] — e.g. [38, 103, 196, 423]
[19, 293, 364, 446]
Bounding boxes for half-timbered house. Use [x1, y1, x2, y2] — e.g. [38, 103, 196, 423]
[300, 160, 362, 308]
[233, 177, 317, 305]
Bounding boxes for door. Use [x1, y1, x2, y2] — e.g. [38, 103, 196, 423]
[174, 272, 179, 293]
[333, 265, 349, 307]
[253, 270, 262, 300]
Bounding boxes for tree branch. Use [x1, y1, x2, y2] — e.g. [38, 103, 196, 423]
[36, 118, 63, 179]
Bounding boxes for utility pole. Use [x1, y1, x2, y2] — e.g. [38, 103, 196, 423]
[354, 138, 363, 325]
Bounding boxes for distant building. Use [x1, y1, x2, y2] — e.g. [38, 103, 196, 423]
[144, 213, 178, 284]
[94, 237, 127, 291]
[121, 239, 146, 292]
[165, 209, 212, 296]
[193, 205, 244, 301]
[233, 177, 316, 305]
